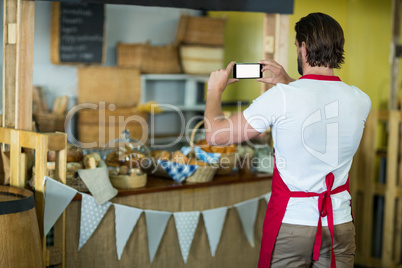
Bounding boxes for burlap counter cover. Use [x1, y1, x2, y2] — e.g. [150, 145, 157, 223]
[65, 178, 271, 268]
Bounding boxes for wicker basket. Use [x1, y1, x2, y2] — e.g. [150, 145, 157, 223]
[66, 176, 89, 192]
[142, 156, 217, 183]
[186, 165, 218, 183]
[215, 152, 236, 175]
[109, 173, 147, 189]
[180, 45, 224, 75]
[33, 112, 65, 132]
[176, 15, 226, 46]
[117, 42, 181, 74]
[190, 120, 236, 175]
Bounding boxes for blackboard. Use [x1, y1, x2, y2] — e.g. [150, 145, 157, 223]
[50, 2, 105, 64]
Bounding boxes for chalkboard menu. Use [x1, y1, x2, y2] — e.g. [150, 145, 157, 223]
[50, 2, 105, 64]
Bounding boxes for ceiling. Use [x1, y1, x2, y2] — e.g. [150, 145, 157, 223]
[46, 0, 294, 14]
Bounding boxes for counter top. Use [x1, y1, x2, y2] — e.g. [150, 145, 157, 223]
[73, 171, 272, 200]
[118, 171, 272, 196]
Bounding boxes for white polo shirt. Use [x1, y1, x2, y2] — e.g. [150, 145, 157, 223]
[243, 74, 371, 226]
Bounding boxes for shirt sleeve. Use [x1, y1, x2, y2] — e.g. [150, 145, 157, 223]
[243, 85, 286, 132]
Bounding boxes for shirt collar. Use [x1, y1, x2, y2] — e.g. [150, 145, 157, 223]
[299, 74, 341, 81]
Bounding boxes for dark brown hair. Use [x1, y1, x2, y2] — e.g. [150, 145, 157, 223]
[295, 12, 345, 69]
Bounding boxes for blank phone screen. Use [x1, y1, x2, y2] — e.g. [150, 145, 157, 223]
[235, 64, 261, 78]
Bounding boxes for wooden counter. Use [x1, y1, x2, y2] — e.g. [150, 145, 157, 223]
[65, 172, 272, 268]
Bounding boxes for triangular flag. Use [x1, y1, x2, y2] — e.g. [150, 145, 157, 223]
[202, 207, 228, 257]
[234, 198, 259, 247]
[78, 194, 112, 250]
[173, 211, 200, 263]
[114, 204, 143, 260]
[43, 176, 77, 236]
[145, 210, 171, 263]
[264, 192, 272, 204]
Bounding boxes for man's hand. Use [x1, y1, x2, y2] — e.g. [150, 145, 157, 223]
[257, 60, 295, 85]
[207, 61, 239, 95]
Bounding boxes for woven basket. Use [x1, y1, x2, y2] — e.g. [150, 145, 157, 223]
[215, 152, 236, 175]
[176, 15, 226, 46]
[109, 173, 147, 189]
[117, 42, 181, 74]
[190, 120, 236, 175]
[33, 112, 65, 133]
[186, 165, 218, 183]
[180, 45, 224, 75]
[66, 176, 89, 192]
[142, 156, 217, 183]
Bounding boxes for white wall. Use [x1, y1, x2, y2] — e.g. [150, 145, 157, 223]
[0, 2, 200, 112]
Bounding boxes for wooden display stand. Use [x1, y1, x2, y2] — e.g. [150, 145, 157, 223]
[261, 14, 289, 94]
[0, 127, 67, 268]
[351, 110, 402, 268]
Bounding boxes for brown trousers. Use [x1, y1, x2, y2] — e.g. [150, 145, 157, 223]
[271, 221, 355, 268]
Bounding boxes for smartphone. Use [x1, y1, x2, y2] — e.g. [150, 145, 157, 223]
[233, 63, 263, 79]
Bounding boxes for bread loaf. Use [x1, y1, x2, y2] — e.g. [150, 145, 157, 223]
[195, 139, 237, 154]
[106, 152, 120, 167]
[119, 165, 129, 175]
[52, 96, 69, 115]
[83, 153, 101, 169]
[48, 143, 83, 162]
[67, 144, 83, 162]
[151, 150, 171, 161]
[189, 158, 208, 166]
[210, 146, 226, 154]
[171, 151, 188, 164]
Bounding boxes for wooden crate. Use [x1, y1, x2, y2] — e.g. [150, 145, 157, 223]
[0, 127, 67, 267]
[77, 66, 141, 107]
[351, 110, 402, 267]
[176, 15, 226, 46]
[77, 107, 148, 146]
[117, 42, 181, 74]
[180, 45, 224, 75]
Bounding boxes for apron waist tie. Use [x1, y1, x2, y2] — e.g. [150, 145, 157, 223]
[289, 173, 349, 268]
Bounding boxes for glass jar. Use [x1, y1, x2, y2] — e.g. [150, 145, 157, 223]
[252, 144, 274, 174]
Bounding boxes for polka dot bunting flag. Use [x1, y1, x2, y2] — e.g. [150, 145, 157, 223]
[78, 194, 112, 250]
[173, 211, 200, 263]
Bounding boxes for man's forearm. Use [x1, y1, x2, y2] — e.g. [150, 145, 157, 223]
[205, 91, 224, 123]
[204, 61, 238, 145]
[204, 91, 228, 144]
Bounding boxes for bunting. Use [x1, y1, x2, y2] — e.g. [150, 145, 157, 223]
[202, 207, 228, 257]
[43, 177, 272, 262]
[234, 198, 259, 247]
[173, 211, 200, 263]
[114, 204, 142, 260]
[264, 192, 272, 204]
[78, 194, 112, 250]
[43, 176, 77, 236]
[145, 210, 172, 263]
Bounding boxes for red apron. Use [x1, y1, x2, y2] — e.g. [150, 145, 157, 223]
[258, 151, 352, 268]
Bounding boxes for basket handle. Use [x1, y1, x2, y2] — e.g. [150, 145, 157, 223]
[190, 120, 204, 151]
